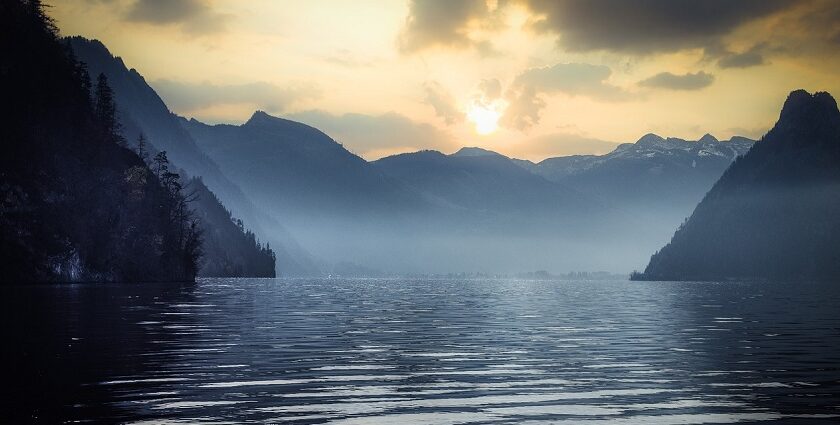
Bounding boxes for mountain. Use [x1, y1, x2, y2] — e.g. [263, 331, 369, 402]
[512, 132, 755, 258]
[66, 38, 246, 217]
[190, 178, 276, 277]
[181, 112, 440, 272]
[68, 37, 316, 276]
[1, 1, 198, 282]
[184, 113, 643, 273]
[450, 146, 507, 158]
[373, 148, 598, 218]
[634, 90, 840, 281]
[182, 111, 423, 220]
[371, 146, 682, 274]
[526, 133, 754, 208]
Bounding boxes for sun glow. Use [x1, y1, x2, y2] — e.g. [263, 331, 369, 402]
[467, 101, 505, 135]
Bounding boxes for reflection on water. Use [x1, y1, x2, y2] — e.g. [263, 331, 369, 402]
[3, 278, 840, 423]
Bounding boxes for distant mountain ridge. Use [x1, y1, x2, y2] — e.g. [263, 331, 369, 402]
[523, 133, 753, 201]
[373, 148, 599, 217]
[181, 110, 443, 273]
[183, 109, 650, 273]
[68, 37, 317, 276]
[181, 101, 757, 274]
[634, 90, 840, 281]
[182, 111, 424, 220]
[62, 39, 764, 276]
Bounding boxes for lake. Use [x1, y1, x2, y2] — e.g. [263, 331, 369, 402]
[3, 278, 839, 423]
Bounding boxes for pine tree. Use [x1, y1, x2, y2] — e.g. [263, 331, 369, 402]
[153, 151, 169, 178]
[94, 73, 118, 137]
[136, 132, 148, 163]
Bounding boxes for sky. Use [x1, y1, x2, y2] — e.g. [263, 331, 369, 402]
[50, 0, 840, 161]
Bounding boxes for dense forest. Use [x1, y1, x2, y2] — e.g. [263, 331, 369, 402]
[191, 177, 276, 277]
[1, 0, 207, 282]
[65, 36, 281, 277]
[633, 90, 840, 281]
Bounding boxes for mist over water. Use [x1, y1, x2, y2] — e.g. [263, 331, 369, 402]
[5, 278, 839, 423]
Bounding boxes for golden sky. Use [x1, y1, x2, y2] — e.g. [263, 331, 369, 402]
[49, 0, 840, 160]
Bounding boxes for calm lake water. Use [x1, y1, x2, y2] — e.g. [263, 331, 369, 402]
[3, 278, 840, 423]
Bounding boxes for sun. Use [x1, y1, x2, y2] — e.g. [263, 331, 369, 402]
[467, 101, 505, 135]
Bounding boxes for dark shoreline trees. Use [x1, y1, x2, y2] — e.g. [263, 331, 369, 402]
[66, 37, 279, 278]
[0, 0, 201, 282]
[190, 177, 276, 277]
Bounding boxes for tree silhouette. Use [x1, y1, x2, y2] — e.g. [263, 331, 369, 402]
[136, 132, 148, 163]
[94, 73, 117, 135]
[0, 0, 203, 282]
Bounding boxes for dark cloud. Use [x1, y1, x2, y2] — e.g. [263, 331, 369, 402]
[152, 80, 318, 113]
[286, 110, 457, 158]
[513, 63, 630, 100]
[520, 0, 790, 54]
[718, 44, 767, 69]
[392, 0, 840, 67]
[398, 0, 503, 53]
[124, 0, 231, 34]
[503, 63, 632, 131]
[798, 0, 840, 39]
[423, 81, 464, 125]
[638, 71, 715, 91]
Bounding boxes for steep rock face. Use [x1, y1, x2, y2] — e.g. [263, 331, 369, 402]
[636, 90, 840, 281]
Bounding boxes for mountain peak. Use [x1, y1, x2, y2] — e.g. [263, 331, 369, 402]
[779, 90, 839, 126]
[452, 147, 504, 158]
[770, 90, 840, 148]
[635, 133, 665, 145]
[635, 90, 840, 282]
[698, 133, 718, 143]
[728, 136, 755, 144]
[245, 110, 275, 126]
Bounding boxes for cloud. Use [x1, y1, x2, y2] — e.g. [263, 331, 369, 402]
[520, 0, 790, 54]
[514, 63, 630, 100]
[285, 110, 457, 159]
[718, 51, 765, 69]
[477, 78, 502, 101]
[502, 63, 632, 131]
[151, 80, 318, 114]
[501, 85, 545, 131]
[398, 0, 502, 54]
[423, 81, 464, 125]
[516, 132, 620, 160]
[638, 71, 715, 91]
[391, 0, 840, 72]
[797, 0, 840, 43]
[124, 0, 231, 34]
[717, 44, 768, 69]
[323, 49, 376, 68]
